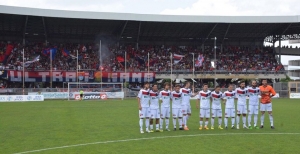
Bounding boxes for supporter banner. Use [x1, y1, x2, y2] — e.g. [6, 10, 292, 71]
[0, 70, 7, 79]
[8, 71, 155, 83]
[290, 93, 300, 99]
[0, 95, 44, 102]
[70, 92, 124, 100]
[28, 92, 69, 99]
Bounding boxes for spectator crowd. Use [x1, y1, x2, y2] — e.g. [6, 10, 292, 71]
[0, 41, 284, 73]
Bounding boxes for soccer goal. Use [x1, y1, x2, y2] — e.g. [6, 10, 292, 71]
[67, 82, 124, 101]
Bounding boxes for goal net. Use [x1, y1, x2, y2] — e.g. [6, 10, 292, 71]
[67, 82, 124, 101]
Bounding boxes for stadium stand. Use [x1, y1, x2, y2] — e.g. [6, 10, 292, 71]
[0, 41, 284, 73]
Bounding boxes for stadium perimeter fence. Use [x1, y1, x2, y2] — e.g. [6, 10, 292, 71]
[0, 82, 289, 98]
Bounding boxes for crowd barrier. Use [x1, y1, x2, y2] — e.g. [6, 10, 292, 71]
[290, 93, 300, 99]
[0, 95, 44, 102]
[28, 92, 125, 100]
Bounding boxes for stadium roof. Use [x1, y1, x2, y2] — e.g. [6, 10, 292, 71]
[0, 5, 300, 44]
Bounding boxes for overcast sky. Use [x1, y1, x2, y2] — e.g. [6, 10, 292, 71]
[0, 0, 300, 64]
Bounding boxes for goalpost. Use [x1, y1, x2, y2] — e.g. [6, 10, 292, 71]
[67, 82, 124, 101]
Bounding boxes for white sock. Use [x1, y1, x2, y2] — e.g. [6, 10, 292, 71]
[187, 115, 190, 120]
[139, 119, 143, 130]
[236, 116, 240, 125]
[231, 117, 235, 126]
[179, 119, 183, 128]
[269, 114, 274, 126]
[205, 121, 208, 126]
[211, 118, 215, 127]
[200, 121, 203, 127]
[185, 116, 188, 127]
[218, 117, 222, 126]
[242, 116, 246, 126]
[160, 118, 164, 129]
[224, 118, 228, 127]
[254, 115, 258, 126]
[166, 119, 169, 129]
[145, 119, 149, 130]
[150, 125, 153, 130]
[173, 119, 176, 128]
[248, 114, 252, 126]
[261, 114, 265, 126]
[183, 115, 187, 126]
[156, 124, 159, 129]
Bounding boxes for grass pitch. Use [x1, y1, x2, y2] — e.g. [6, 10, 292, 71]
[0, 98, 299, 154]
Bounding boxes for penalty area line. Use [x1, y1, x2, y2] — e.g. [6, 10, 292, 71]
[14, 132, 300, 154]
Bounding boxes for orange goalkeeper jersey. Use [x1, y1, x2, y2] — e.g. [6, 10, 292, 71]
[259, 85, 276, 104]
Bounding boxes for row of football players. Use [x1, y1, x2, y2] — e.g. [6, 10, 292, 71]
[137, 79, 276, 133]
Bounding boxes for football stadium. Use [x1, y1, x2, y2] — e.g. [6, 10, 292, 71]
[1, 5, 300, 154]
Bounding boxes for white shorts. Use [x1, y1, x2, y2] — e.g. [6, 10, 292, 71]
[160, 107, 170, 118]
[150, 109, 160, 119]
[139, 107, 150, 118]
[260, 103, 272, 111]
[225, 108, 235, 117]
[237, 105, 247, 114]
[199, 108, 210, 118]
[181, 105, 191, 115]
[248, 105, 259, 114]
[211, 109, 222, 118]
[172, 108, 182, 118]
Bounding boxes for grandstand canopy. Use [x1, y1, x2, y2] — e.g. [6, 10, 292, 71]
[0, 5, 300, 47]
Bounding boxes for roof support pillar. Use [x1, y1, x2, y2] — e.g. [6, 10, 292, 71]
[279, 36, 282, 64]
[272, 35, 276, 54]
[201, 23, 218, 46]
[136, 21, 142, 50]
[42, 17, 48, 46]
[119, 21, 128, 40]
[222, 23, 231, 44]
[22, 16, 28, 45]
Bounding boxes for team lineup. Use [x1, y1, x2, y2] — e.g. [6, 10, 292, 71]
[137, 79, 276, 134]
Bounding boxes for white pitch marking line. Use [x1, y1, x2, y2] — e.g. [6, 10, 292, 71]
[14, 133, 300, 154]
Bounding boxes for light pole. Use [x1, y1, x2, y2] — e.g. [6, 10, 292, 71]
[76, 49, 78, 89]
[190, 53, 195, 90]
[147, 52, 150, 82]
[213, 37, 217, 87]
[170, 52, 173, 89]
[22, 48, 25, 95]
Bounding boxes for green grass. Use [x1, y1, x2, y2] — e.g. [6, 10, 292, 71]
[0, 98, 299, 154]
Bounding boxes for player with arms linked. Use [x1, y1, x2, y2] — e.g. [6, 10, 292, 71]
[149, 84, 161, 132]
[247, 80, 260, 129]
[159, 82, 171, 131]
[180, 81, 197, 130]
[259, 79, 276, 129]
[197, 83, 211, 130]
[235, 81, 249, 129]
[171, 84, 184, 131]
[137, 82, 151, 133]
[223, 84, 236, 129]
[211, 86, 224, 130]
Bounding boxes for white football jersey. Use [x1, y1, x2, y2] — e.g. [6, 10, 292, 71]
[137, 89, 150, 108]
[247, 86, 260, 106]
[171, 91, 182, 109]
[180, 88, 192, 105]
[197, 90, 211, 109]
[149, 90, 159, 109]
[235, 87, 248, 105]
[211, 91, 223, 109]
[159, 90, 171, 108]
[223, 90, 236, 109]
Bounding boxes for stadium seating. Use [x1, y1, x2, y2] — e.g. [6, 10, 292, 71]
[0, 41, 284, 73]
